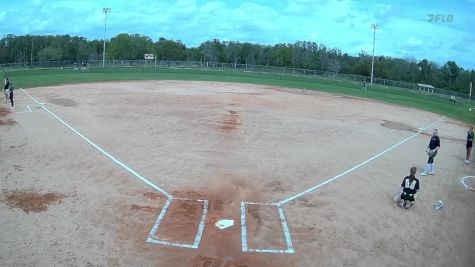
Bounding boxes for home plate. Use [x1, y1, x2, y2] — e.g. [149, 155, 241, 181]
[215, 219, 234, 230]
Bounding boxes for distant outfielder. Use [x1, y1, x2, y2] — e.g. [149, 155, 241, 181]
[420, 129, 440, 176]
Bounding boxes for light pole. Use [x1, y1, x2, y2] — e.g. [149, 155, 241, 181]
[370, 24, 379, 85]
[30, 35, 34, 68]
[102, 7, 111, 68]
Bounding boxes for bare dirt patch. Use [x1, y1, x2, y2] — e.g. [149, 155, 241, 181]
[130, 204, 162, 214]
[381, 120, 464, 141]
[0, 118, 16, 126]
[48, 97, 78, 107]
[0, 107, 10, 116]
[0, 107, 15, 125]
[380, 120, 416, 132]
[216, 110, 241, 132]
[4, 190, 66, 213]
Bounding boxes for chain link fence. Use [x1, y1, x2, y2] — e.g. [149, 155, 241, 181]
[1, 59, 472, 101]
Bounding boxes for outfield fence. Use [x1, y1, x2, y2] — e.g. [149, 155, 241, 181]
[1, 59, 473, 101]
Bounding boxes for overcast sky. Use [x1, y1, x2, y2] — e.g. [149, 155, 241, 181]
[1, 0, 474, 69]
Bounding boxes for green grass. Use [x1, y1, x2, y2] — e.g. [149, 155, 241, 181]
[4, 67, 474, 124]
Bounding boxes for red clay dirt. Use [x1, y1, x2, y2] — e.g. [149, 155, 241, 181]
[4, 190, 65, 213]
[0, 107, 16, 125]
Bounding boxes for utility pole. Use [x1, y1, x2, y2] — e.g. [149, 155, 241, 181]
[370, 24, 380, 85]
[102, 7, 111, 68]
[30, 36, 33, 68]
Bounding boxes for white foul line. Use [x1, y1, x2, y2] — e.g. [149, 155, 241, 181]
[20, 88, 173, 199]
[277, 109, 460, 206]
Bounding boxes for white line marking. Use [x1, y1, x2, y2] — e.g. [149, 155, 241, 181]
[147, 198, 172, 241]
[277, 111, 457, 205]
[241, 202, 294, 254]
[248, 248, 295, 253]
[147, 198, 209, 249]
[146, 239, 198, 249]
[278, 207, 295, 253]
[20, 88, 173, 199]
[26, 105, 32, 112]
[193, 200, 209, 247]
[461, 176, 475, 191]
[243, 201, 277, 206]
[240, 201, 248, 252]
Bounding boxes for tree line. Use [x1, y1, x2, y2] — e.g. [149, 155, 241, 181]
[1, 33, 473, 93]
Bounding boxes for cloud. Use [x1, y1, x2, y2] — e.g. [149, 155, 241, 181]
[0, 0, 473, 68]
[400, 37, 424, 49]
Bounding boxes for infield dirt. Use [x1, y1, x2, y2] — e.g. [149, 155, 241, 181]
[0, 81, 474, 266]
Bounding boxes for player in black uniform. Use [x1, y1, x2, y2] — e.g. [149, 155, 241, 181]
[465, 126, 474, 164]
[8, 82, 13, 108]
[399, 167, 420, 209]
[3, 77, 9, 103]
[420, 129, 440, 176]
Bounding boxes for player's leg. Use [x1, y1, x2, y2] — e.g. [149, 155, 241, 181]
[421, 158, 431, 176]
[466, 145, 472, 164]
[9, 91, 13, 107]
[399, 193, 406, 208]
[428, 152, 437, 175]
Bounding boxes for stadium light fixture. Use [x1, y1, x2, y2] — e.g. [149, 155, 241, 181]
[370, 24, 380, 85]
[102, 7, 112, 68]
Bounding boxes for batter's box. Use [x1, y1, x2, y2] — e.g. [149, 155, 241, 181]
[146, 197, 209, 249]
[240, 201, 294, 254]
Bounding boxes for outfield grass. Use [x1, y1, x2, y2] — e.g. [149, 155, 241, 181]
[4, 67, 474, 124]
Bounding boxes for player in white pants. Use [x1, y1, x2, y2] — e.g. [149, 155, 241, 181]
[421, 129, 440, 176]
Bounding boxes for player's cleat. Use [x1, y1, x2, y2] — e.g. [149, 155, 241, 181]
[465, 160, 469, 165]
[420, 164, 430, 176]
[429, 163, 435, 175]
[398, 199, 405, 208]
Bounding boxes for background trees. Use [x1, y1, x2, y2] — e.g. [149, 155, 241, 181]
[1, 33, 473, 93]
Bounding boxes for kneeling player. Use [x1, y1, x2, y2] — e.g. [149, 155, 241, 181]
[399, 167, 420, 209]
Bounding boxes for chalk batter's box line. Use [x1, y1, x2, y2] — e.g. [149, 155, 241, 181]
[240, 201, 295, 254]
[146, 197, 209, 249]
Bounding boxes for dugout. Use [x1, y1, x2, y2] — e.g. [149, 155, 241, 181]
[417, 83, 435, 93]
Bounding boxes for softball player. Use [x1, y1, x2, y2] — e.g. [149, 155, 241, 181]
[399, 167, 420, 209]
[465, 126, 474, 164]
[420, 129, 440, 176]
